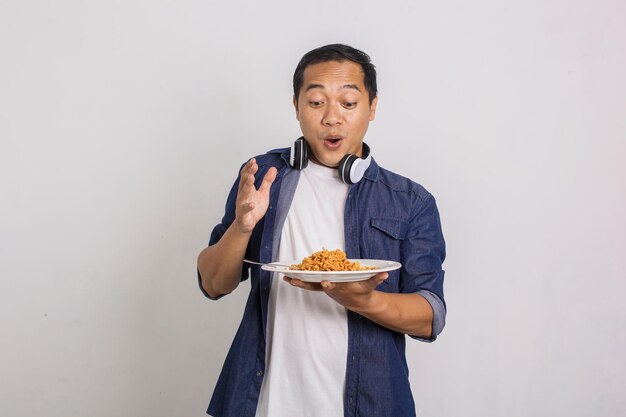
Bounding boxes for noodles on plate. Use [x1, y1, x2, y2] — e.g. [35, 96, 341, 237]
[290, 249, 376, 271]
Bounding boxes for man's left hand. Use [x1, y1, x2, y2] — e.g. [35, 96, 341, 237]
[283, 272, 389, 311]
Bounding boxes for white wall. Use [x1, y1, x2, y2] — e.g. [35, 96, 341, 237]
[1, 1, 625, 416]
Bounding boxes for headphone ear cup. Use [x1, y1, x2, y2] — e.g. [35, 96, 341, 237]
[290, 137, 309, 170]
[338, 154, 359, 184]
[348, 158, 369, 184]
[300, 140, 308, 169]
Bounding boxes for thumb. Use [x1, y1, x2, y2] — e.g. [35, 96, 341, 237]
[371, 272, 389, 288]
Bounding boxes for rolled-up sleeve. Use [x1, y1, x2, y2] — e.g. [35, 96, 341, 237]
[401, 194, 447, 342]
[414, 289, 446, 342]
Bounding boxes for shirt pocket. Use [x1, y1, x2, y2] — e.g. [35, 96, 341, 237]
[369, 217, 409, 287]
[370, 217, 409, 241]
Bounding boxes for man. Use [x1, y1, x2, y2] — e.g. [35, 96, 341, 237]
[197, 44, 446, 417]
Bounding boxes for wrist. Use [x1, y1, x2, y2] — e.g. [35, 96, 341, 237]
[225, 222, 254, 247]
[231, 218, 255, 236]
[348, 290, 385, 315]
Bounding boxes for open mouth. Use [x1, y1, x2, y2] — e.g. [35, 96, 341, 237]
[324, 136, 343, 149]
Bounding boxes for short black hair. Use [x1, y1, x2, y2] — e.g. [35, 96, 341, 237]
[293, 43, 377, 105]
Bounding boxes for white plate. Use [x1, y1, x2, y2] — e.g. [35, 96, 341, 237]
[261, 259, 401, 282]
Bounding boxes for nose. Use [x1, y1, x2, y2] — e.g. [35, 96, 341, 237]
[322, 103, 342, 126]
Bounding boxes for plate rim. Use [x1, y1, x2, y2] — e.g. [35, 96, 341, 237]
[261, 259, 401, 275]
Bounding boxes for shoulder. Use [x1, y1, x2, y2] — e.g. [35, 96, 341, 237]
[253, 147, 290, 169]
[372, 161, 434, 208]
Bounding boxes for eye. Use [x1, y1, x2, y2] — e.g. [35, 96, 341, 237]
[344, 101, 357, 109]
[309, 100, 323, 108]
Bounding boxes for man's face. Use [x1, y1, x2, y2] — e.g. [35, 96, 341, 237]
[294, 60, 377, 167]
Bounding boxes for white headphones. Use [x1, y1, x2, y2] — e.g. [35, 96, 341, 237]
[289, 137, 372, 184]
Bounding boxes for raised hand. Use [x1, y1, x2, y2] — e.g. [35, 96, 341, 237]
[233, 158, 277, 234]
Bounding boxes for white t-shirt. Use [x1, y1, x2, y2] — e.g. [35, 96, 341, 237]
[255, 162, 350, 417]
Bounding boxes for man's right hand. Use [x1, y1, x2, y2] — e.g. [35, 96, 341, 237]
[233, 158, 278, 233]
[197, 158, 277, 299]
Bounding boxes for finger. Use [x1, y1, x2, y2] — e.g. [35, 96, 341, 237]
[258, 167, 278, 193]
[239, 173, 256, 195]
[249, 161, 259, 176]
[239, 158, 255, 180]
[236, 174, 256, 215]
[320, 280, 336, 291]
[238, 159, 256, 192]
[283, 277, 324, 291]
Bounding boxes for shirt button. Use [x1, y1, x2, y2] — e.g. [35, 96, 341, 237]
[256, 370, 263, 377]
[352, 354, 356, 361]
[349, 397, 353, 404]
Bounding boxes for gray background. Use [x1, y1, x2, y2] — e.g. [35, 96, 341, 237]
[1, 1, 625, 416]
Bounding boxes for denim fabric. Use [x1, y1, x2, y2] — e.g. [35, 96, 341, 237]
[200, 148, 446, 417]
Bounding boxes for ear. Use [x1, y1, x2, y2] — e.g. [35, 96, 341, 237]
[368, 96, 378, 121]
[293, 95, 299, 121]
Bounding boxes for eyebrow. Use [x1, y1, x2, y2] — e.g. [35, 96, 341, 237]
[304, 83, 361, 93]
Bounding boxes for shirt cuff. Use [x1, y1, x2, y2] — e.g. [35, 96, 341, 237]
[412, 289, 446, 343]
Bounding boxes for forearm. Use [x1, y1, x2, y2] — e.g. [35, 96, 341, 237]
[349, 292, 434, 338]
[197, 225, 252, 299]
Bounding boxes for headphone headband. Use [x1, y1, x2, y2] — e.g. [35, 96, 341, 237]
[289, 137, 371, 184]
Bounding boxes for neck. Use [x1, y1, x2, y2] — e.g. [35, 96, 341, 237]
[308, 154, 338, 169]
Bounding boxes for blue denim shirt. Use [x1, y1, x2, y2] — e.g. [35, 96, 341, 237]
[200, 148, 446, 417]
